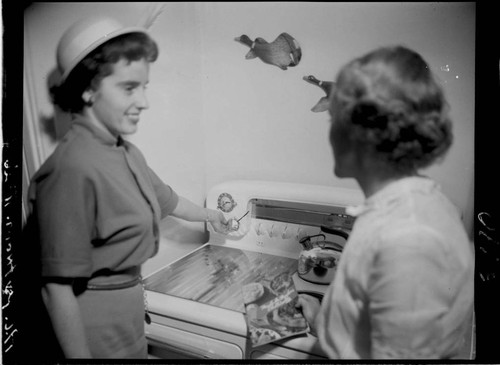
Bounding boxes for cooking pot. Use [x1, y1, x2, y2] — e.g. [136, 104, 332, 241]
[297, 227, 348, 284]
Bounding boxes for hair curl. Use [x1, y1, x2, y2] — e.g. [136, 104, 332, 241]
[330, 45, 453, 173]
[50, 32, 158, 113]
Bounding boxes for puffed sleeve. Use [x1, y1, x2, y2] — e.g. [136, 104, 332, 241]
[147, 167, 179, 219]
[35, 162, 95, 279]
[368, 225, 450, 358]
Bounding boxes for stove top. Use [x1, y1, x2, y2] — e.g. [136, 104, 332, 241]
[143, 181, 362, 359]
[144, 244, 301, 313]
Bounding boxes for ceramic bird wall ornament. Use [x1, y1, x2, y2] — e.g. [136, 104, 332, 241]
[235, 33, 302, 70]
[303, 75, 336, 112]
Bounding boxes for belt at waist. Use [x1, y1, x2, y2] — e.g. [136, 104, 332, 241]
[86, 276, 141, 290]
[86, 267, 142, 291]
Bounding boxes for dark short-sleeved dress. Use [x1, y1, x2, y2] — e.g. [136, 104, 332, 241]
[28, 117, 179, 358]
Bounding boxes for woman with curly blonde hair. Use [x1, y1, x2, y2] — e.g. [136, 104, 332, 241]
[297, 45, 474, 359]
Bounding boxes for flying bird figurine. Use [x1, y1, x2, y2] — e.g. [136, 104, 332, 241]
[303, 75, 336, 112]
[235, 33, 302, 70]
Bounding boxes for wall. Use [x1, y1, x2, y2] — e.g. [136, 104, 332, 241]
[24, 2, 475, 238]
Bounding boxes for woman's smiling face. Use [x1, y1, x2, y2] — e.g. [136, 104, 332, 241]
[86, 58, 150, 138]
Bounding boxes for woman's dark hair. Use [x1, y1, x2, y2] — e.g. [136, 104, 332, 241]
[330, 45, 453, 173]
[50, 32, 158, 113]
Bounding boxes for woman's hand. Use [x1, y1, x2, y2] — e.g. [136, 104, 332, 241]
[172, 197, 232, 233]
[207, 209, 230, 234]
[296, 294, 322, 336]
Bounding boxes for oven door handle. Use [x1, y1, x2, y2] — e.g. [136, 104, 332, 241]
[146, 322, 243, 359]
[148, 337, 216, 359]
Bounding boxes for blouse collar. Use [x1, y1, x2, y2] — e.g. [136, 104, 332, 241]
[72, 116, 123, 147]
[346, 176, 438, 217]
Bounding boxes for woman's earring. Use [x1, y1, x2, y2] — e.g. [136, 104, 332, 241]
[83, 91, 94, 106]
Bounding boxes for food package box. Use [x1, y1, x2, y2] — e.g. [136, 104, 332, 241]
[242, 271, 309, 347]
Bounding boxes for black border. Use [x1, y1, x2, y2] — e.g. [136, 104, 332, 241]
[3, 1, 499, 363]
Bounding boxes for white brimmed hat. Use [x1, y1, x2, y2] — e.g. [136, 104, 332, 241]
[56, 16, 150, 82]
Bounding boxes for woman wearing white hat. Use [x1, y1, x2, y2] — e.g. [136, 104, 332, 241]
[27, 16, 230, 359]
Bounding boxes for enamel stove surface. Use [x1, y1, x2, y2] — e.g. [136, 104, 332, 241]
[144, 245, 298, 313]
[144, 180, 363, 359]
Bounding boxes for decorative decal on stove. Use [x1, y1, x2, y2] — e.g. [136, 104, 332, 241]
[217, 192, 237, 213]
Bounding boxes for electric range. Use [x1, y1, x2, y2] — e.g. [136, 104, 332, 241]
[144, 180, 363, 359]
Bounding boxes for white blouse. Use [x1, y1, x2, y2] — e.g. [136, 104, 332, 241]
[316, 176, 474, 359]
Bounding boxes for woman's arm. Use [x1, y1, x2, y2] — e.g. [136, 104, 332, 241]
[171, 196, 229, 233]
[41, 283, 92, 358]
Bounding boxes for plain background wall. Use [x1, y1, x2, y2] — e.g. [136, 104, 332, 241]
[24, 2, 475, 240]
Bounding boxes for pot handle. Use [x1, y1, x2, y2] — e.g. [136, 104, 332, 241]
[299, 234, 325, 250]
[320, 226, 349, 240]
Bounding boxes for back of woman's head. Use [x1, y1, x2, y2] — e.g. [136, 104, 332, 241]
[51, 32, 158, 113]
[330, 45, 453, 173]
